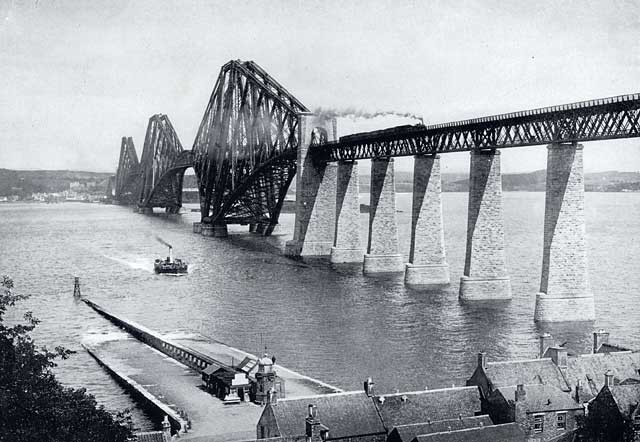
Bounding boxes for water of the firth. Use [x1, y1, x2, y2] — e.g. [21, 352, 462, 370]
[1, 192, 639, 430]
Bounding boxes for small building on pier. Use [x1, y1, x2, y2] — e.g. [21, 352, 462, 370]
[202, 365, 251, 403]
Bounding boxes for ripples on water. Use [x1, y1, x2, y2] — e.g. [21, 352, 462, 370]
[0, 192, 638, 430]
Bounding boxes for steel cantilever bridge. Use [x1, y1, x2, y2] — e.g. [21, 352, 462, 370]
[114, 59, 640, 234]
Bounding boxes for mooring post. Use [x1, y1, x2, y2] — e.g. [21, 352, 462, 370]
[73, 277, 81, 299]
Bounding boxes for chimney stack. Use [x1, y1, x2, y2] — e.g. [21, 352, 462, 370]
[604, 371, 614, 388]
[574, 380, 582, 403]
[477, 352, 487, 370]
[593, 330, 610, 353]
[548, 346, 568, 368]
[515, 384, 526, 402]
[539, 333, 553, 358]
[364, 377, 375, 397]
[306, 404, 328, 442]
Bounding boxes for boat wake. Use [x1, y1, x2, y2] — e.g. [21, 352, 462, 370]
[103, 255, 154, 273]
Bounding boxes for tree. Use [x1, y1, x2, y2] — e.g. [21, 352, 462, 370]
[0, 276, 133, 442]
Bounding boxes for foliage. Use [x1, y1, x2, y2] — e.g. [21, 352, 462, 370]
[0, 276, 133, 442]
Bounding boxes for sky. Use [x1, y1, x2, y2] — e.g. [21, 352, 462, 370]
[1, 0, 639, 174]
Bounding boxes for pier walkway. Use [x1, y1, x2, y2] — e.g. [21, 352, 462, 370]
[81, 298, 342, 440]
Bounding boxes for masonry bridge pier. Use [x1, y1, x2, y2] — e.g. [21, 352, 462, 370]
[112, 59, 640, 322]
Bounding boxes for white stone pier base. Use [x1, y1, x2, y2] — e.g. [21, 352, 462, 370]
[285, 114, 337, 257]
[363, 158, 403, 274]
[534, 143, 594, 322]
[459, 150, 511, 300]
[405, 264, 450, 286]
[405, 154, 450, 286]
[331, 160, 364, 263]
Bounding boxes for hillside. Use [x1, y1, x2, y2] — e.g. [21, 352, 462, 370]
[0, 169, 112, 197]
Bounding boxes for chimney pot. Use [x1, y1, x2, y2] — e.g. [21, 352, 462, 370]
[604, 371, 614, 387]
[364, 377, 374, 397]
[515, 384, 526, 402]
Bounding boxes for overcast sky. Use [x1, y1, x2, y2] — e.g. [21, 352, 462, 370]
[1, 0, 639, 174]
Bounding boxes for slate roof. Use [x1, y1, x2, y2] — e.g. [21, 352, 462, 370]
[268, 392, 385, 439]
[412, 422, 526, 442]
[374, 387, 482, 428]
[135, 431, 168, 442]
[498, 384, 582, 412]
[564, 351, 640, 400]
[597, 343, 631, 353]
[387, 416, 493, 442]
[608, 384, 640, 417]
[484, 359, 570, 392]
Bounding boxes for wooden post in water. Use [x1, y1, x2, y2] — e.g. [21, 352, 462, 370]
[73, 277, 81, 298]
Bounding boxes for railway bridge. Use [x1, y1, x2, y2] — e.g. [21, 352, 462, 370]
[113, 59, 640, 321]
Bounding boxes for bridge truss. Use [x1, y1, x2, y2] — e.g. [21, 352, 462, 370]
[192, 60, 308, 229]
[138, 114, 190, 212]
[115, 136, 140, 204]
[318, 93, 640, 161]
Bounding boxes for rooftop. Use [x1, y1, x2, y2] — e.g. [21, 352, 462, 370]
[609, 384, 640, 417]
[374, 386, 482, 428]
[501, 384, 582, 412]
[483, 358, 570, 392]
[267, 392, 385, 439]
[412, 422, 526, 442]
[564, 351, 640, 399]
[387, 416, 493, 442]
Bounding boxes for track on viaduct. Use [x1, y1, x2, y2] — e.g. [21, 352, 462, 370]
[114, 59, 640, 233]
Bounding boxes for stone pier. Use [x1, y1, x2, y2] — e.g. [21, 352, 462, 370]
[459, 150, 511, 299]
[405, 155, 450, 285]
[285, 114, 337, 257]
[535, 143, 594, 322]
[363, 158, 404, 274]
[331, 160, 364, 263]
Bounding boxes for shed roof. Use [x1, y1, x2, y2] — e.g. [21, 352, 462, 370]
[564, 351, 640, 399]
[268, 392, 385, 439]
[387, 416, 493, 442]
[609, 384, 640, 417]
[498, 384, 582, 412]
[374, 387, 482, 428]
[484, 358, 570, 392]
[412, 422, 525, 442]
[135, 431, 168, 442]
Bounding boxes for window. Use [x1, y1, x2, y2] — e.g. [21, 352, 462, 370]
[633, 414, 640, 431]
[533, 414, 544, 434]
[556, 412, 567, 429]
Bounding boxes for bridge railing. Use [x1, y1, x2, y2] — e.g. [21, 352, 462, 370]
[316, 93, 640, 162]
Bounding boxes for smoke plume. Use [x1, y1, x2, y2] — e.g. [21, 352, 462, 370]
[155, 235, 172, 249]
[313, 107, 424, 124]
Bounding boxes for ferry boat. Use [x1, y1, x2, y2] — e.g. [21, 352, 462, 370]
[154, 246, 188, 274]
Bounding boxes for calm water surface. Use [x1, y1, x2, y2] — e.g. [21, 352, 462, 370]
[1, 192, 639, 430]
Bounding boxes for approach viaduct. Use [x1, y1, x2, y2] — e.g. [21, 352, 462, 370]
[114, 59, 640, 322]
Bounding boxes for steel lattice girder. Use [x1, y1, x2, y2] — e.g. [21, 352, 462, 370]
[318, 93, 640, 161]
[192, 60, 308, 225]
[115, 136, 141, 204]
[138, 114, 186, 209]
